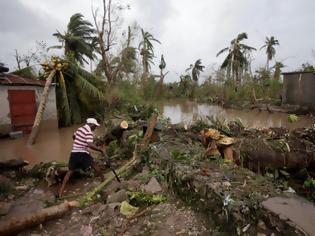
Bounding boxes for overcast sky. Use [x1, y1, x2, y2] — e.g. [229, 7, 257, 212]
[1, 0, 315, 82]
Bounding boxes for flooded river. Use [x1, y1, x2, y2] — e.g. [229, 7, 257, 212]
[1, 101, 315, 165]
[159, 100, 315, 129]
[0, 124, 79, 166]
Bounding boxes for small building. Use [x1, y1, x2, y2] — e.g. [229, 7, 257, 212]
[282, 72, 315, 106]
[0, 73, 58, 134]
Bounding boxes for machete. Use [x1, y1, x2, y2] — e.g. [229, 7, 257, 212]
[103, 154, 121, 182]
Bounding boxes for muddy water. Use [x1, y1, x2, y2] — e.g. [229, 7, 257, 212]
[0, 123, 104, 166]
[159, 100, 315, 129]
[0, 123, 79, 166]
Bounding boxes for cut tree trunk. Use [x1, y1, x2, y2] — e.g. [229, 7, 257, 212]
[0, 201, 78, 236]
[27, 69, 56, 146]
[236, 137, 315, 173]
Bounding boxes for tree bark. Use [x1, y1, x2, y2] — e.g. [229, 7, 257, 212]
[27, 69, 56, 145]
[0, 201, 78, 236]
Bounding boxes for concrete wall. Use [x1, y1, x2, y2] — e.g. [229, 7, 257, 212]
[0, 85, 57, 133]
[282, 72, 315, 106]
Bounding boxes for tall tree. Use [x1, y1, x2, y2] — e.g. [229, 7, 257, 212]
[92, 0, 135, 83]
[191, 59, 205, 82]
[139, 29, 161, 78]
[260, 36, 279, 70]
[217, 32, 256, 83]
[272, 61, 284, 80]
[49, 13, 95, 65]
[155, 54, 168, 97]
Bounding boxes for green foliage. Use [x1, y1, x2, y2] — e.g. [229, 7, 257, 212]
[128, 131, 143, 146]
[49, 13, 95, 65]
[12, 67, 38, 80]
[128, 191, 167, 207]
[120, 201, 139, 217]
[191, 59, 205, 82]
[217, 32, 256, 81]
[107, 140, 119, 157]
[190, 119, 209, 131]
[0, 180, 15, 197]
[301, 62, 315, 73]
[304, 177, 315, 201]
[53, 58, 106, 126]
[170, 149, 190, 161]
[288, 114, 298, 123]
[260, 36, 279, 69]
[304, 177, 315, 188]
[139, 29, 161, 73]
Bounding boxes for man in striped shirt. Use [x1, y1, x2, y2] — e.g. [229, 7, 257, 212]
[58, 118, 105, 197]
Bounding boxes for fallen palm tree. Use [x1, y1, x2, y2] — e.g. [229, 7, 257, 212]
[0, 201, 78, 236]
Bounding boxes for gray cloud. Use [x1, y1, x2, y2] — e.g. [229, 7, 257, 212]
[1, 0, 315, 82]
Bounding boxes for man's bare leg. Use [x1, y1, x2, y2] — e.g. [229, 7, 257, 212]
[92, 163, 104, 181]
[58, 170, 73, 197]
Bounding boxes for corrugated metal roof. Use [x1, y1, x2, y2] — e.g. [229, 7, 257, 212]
[282, 71, 315, 75]
[0, 73, 46, 86]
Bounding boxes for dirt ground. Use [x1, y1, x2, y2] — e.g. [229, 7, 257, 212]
[1, 163, 214, 236]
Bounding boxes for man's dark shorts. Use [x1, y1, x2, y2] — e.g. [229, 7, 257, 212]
[68, 152, 93, 171]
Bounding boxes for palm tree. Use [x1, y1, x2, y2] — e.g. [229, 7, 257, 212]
[49, 13, 95, 65]
[27, 56, 105, 145]
[139, 29, 161, 76]
[217, 32, 256, 83]
[192, 59, 205, 82]
[272, 61, 284, 80]
[260, 36, 279, 70]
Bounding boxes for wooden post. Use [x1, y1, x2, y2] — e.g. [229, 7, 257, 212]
[140, 113, 158, 149]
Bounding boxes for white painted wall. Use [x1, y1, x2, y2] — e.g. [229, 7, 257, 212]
[0, 85, 57, 133]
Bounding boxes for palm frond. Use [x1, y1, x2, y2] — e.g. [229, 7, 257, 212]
[216, 47, 229, 57]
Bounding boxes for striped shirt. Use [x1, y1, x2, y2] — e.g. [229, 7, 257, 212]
[71, 124, 94, 153]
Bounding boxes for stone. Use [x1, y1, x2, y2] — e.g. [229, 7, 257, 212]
[107, 189, 128, 204]
[0, 202, 12, 215]
[257, 233, 267, 236]
[33, 189, 44, 195]
[257, 220, 266, 230]
[262, 196, 315, 236]
[127, 179, 141, 190]
[108, 202, 121, 210]
[222, 181, 231, 188]
[16, 185, 28, 191]
[143, 177, 162, 194]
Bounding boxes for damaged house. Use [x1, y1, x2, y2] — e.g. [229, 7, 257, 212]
[0, 73, 57, 134]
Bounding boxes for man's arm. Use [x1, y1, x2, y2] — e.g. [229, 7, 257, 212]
[87, 142, 104, 155]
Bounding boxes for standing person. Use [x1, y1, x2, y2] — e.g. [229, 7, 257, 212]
[58, 118, 105, 197]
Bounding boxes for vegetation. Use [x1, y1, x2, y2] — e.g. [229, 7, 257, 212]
[8, 1, 315, 128]
[216, 32, 256, 84]
[49, 13, 95, 65]
[260, 36, 280, 70]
